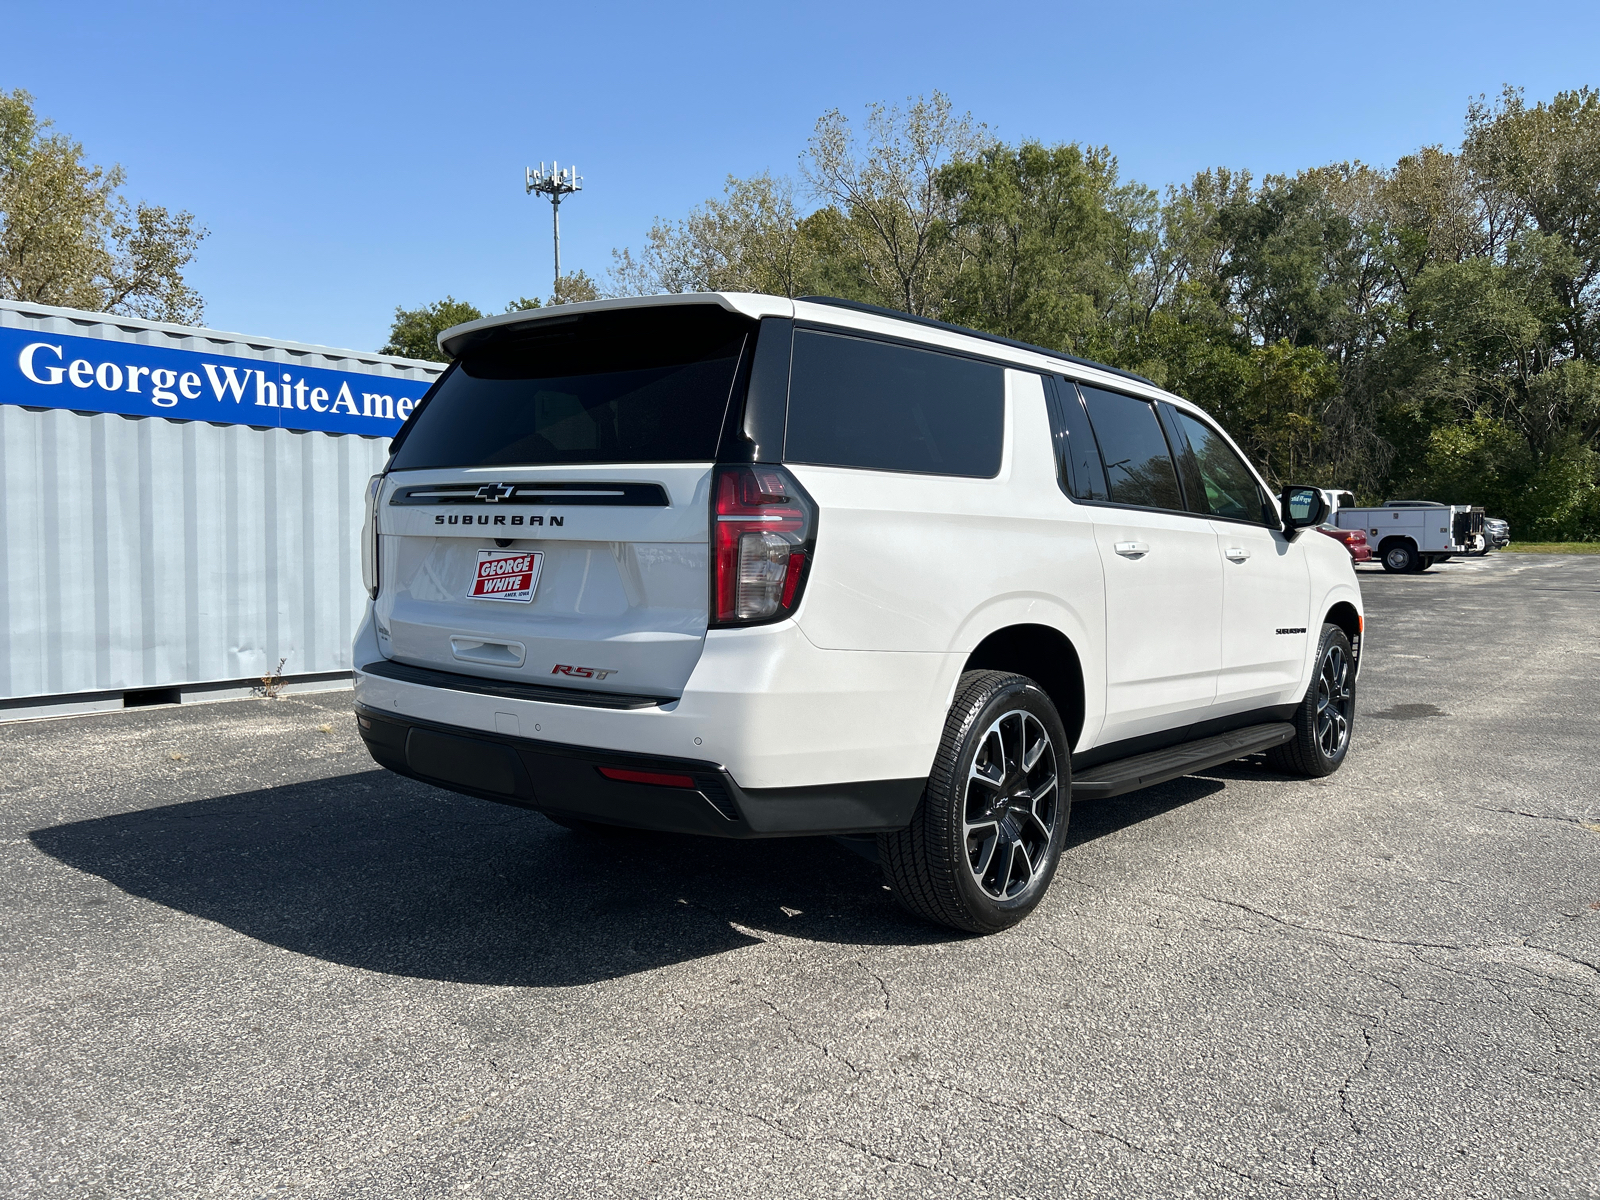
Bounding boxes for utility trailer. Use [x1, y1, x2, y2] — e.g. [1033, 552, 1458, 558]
[1332, 501, 1483, 572]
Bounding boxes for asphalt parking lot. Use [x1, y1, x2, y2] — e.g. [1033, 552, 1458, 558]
[2, 553, 1597, 1199]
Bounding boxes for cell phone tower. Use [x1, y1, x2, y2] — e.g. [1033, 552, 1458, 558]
[525, 161, 583, 301]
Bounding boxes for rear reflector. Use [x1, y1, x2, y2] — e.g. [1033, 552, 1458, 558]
[597, 766, 696, 789]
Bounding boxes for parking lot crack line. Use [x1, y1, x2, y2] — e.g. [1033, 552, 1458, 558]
[1337, 1016, 1380, 1137]
[756, 998, 865, 1076]
[931, 1078, 1293, 1189]
[661, 1092, 967, 1183]
[1426, 952, 1600, 1001]
[1048, 1113, 1293, 1187]
[1474, 805, 1592, 829]
[1522, 943, 1600, 978]
[1176, 891, 1464, 951]
[1519, 1064, 1595, 1090]
[1308, 1010, 1384, 1199]
[860, 960, 891, 1013]
[1344, 962, 1449, 1007]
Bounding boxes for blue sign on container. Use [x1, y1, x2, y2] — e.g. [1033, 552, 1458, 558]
[0, 326, 433, 436]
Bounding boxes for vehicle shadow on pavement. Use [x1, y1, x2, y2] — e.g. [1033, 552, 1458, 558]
[1064, 775, 1225, 850]
[29, 769, 944, 987]
[31, 766, 1228, 985]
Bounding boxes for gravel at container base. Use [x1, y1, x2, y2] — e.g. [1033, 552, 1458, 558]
[0, 551, 1596, 1199]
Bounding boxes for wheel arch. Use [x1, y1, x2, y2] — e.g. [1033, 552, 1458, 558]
[1324, 601, 1360, 646]
[961, 623, 1086, 750]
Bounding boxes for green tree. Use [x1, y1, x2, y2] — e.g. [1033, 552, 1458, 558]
[599, 86, 1600, 537]
[552, 269, 599, 305]
[382, 285, 601, 361]
[0, 88, 206, 322]
[805, 92, 988, 315]
[609, 172, 825, 297]
[1463, 85, 1600, 360]
[936, 141, 1117, 351]
[381, 296, 484, 361]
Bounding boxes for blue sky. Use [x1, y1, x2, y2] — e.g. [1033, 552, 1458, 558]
[4, 1, 1598, 353]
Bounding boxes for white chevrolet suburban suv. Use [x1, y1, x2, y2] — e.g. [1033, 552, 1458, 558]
[353, 293, 1363, 934]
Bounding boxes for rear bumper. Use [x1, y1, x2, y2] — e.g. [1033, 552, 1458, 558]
[356, 706, 925, 838]
[353, 608, 956, 790]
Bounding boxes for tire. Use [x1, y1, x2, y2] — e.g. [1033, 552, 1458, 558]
[1418, 556, 1435, 571]
[879, 671, 1071, 934]
[1381, 543, 1418, 573]
[1267, 624, 1355, 778]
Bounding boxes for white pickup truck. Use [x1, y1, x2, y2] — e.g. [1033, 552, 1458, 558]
[1329, 498, 1484, 572]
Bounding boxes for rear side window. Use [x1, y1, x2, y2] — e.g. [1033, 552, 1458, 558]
[1168, 409, 1276, 526]
[1078, 386, 1183, 510]
[784, 330, 1004, 477]
[389, 306, 751, 469]
[1049, 378, 1110, 501]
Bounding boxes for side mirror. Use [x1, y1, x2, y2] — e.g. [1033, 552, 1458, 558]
[1280, 485, 1329, 538]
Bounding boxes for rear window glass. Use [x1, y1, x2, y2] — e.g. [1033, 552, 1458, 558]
[389, 306, 751, 470]
[784, 330, 1004, 477]
[1079, 386, 1183, 510]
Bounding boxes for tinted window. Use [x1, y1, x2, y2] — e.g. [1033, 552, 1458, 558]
[389, 306, 750, 469]
[1078, 386, 1183, 510]
[785, 331, 1004, 477]
[1171, 410, 1275, 525]
[1050, 379, 1110, 501]
[1157, 402, 1207, 513]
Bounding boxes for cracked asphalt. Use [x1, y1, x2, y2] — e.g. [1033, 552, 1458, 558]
[2, 552, 1597, 1199]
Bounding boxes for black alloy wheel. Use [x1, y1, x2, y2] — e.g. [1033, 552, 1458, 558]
[962, 707, 1060, 901]
[879, 671, 1070, 934]
[1268, 624, 1356, 778]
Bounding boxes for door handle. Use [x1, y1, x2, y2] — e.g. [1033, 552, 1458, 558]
[1114, 541, 1150, 558]
[1225, 547, 1251, 561]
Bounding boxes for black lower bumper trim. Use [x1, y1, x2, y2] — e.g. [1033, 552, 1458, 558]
[356, 707, 925, 838]
[359, 658, 672, 709]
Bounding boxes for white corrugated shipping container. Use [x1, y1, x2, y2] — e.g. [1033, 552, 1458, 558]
[0, 299, 444, 719]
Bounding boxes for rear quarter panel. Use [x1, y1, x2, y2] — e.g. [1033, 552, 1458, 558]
[788, 370, 1107, 746]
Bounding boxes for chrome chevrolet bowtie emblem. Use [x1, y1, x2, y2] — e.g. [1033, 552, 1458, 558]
[474, 483, 516, 502]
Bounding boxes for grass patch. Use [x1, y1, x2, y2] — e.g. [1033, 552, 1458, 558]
[1501, 542, 1600, 554]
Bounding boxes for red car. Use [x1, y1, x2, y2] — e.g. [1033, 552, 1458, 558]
[1318, 524, 1372, 562]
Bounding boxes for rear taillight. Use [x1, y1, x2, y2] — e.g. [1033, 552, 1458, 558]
[361, 474, 383, 599]
[711, 465, 816, 626]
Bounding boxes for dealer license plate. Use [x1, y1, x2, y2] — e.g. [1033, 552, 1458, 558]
[467, 549, 543, 603]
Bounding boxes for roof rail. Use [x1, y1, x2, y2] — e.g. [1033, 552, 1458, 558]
[795, 296, 1157, 388]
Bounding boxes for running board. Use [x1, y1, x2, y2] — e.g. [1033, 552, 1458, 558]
[1072, 722, 1295, 800]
